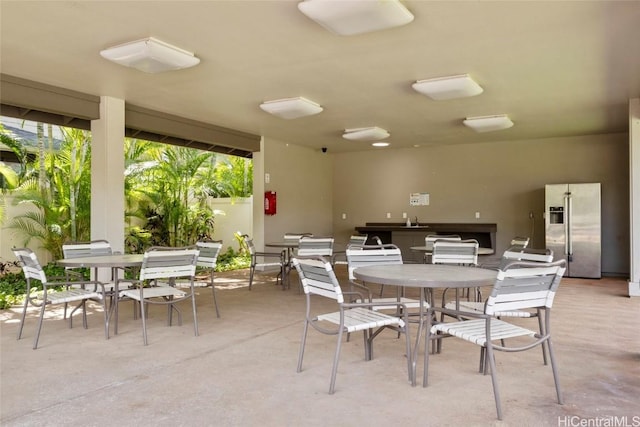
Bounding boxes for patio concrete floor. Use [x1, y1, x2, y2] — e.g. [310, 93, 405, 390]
[1, 266, 639, 427]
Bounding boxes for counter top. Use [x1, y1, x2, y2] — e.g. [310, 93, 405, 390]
[356, 223, 497, 232]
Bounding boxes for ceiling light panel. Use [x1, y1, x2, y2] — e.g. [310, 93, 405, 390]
[297, 0, 414, 36]
[412, 74, 483, 100]
[343, 127, 390, 141]
[100, 37, 200, 73]
[463, 115, 514, 132]
[260, 97, 323, 119]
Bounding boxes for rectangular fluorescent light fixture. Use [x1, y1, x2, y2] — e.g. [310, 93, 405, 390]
[412, 74, 483, 100]
[297, 0, 414, 36]
[463, 115, 514, 132]
[260, 97, 323, 119]
[100, 37, 200, 73]
[343, 126, 390, 141]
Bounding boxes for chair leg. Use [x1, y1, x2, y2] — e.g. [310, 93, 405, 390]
[82, 300, 89, 329]
[102, 298, 109, 339]
[33, 303, 47, 350]
[547, 336, 564, 404]
[485, 344, 503, 420]
[537, 309, 548, 365]
[191, 292, 199, 337]
[17, 297, 29, 340]
[329, 328, 345, 394]
[363, 329, 372, 360]
[140, 300, 149, 346]
[297, 319, 309, 373]
[248, 265, 255, 291]
[211, 282, 220, 319]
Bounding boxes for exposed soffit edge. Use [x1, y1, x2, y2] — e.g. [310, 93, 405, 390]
[0, 75, 259, 155]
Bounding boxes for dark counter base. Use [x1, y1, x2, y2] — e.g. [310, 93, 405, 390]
[355, 223, 497, 263]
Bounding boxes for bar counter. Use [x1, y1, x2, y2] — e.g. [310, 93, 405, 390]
[355, 222, 497, 263]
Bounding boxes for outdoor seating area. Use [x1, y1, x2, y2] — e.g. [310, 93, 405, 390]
[1, 265, 637, 425]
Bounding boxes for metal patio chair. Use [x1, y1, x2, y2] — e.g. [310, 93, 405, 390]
[425, 260, 567, 420]
[119, 246, 199, 345]
[331, 234, 368, 266]
[346, 244, 423, 312]
[196, 240, 223, 317]
[292, 255, 411, 394]
[242, 234, 286, 290]
[449, 247, 555, 364]
[13, 247, 108, 349]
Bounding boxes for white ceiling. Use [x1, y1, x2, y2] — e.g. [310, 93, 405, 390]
[1, 1, 639, 153]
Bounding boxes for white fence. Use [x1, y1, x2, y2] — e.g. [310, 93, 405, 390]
[0, 196, 253, 265]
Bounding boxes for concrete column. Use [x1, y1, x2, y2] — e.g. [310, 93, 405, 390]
[90, 96, 125, 255]
[629, 98, 640, 297]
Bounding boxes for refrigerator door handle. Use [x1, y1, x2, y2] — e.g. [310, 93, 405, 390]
[566, 194, 573, 260]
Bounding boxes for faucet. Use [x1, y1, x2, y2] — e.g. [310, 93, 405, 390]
[414, 216, 419, 226]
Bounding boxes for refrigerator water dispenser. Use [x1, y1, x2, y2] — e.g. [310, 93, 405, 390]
[549, 206, 564, 224]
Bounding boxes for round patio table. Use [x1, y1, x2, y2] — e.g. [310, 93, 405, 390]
[57, 254, 144, 335]
[354, 264, 497, 386]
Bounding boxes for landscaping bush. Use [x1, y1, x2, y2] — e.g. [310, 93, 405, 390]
[0, 254, 249, 309]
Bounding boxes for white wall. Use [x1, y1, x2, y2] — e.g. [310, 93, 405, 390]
[0, 196, 253, 263]
[332, 133, 630, 276]
[210, 197, 253, 254]
[0, 196, 51, 265]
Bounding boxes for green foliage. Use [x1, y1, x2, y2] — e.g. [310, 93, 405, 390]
[216, 247, 250, 272]
[1, 120, 255, 308]
[0, 262, 69, 309]
[5, 127, 92, 259]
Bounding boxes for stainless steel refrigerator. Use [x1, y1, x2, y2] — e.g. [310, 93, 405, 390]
[545, 183, 601, 278]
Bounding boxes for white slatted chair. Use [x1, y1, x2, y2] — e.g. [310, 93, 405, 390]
[284, 232, 313, 241]
[292, 255, 411, 394]
[433, 239, 480, 312]
[448, 247, 555, 364]
[13, 248, 107, 349]
[425, 260, 566, 420]
[120, 246, 199, 345]
[510, 236, 530, 248]
[242, 234, 286, 290]
[346, 244, 423, 312]
[61, 240, 123, 317]
[423, 234, 461, 263]
[196, 240, 223, 317]
[331, 234, 368, 266]
[296, 236, 334, 257]
[458, 247, 554, 312]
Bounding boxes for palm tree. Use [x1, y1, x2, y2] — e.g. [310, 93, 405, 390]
[6, 127, 92, 258]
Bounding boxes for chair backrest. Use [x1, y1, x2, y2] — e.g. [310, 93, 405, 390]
[139, 246, 199, 281]
[510, 236, 530, 248]
[371, 236, 383, 245]
[241, 234, 257, 256]
[292, 255, 343, 303]
[346, 244, 403, 281]
[13, 248, 47, 284]
[485, 260, 566, 315]
[284, 232, 313, 242]
[348, 234, 368, 247]
[297, 236, 334, 257]
[62, 240, 113, 259]
[196, 240, 223, 268]
[431, 239, 479, 266]
[424, 234, 461, 251]
[503, 247, 553, 263]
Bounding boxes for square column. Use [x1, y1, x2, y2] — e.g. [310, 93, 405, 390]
[629, 98, 640, 296]
[90, 96, 125, 254]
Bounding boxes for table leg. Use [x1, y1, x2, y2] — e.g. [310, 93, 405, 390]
[113, 267, 119, 335]
[410, 288, 429, 387]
